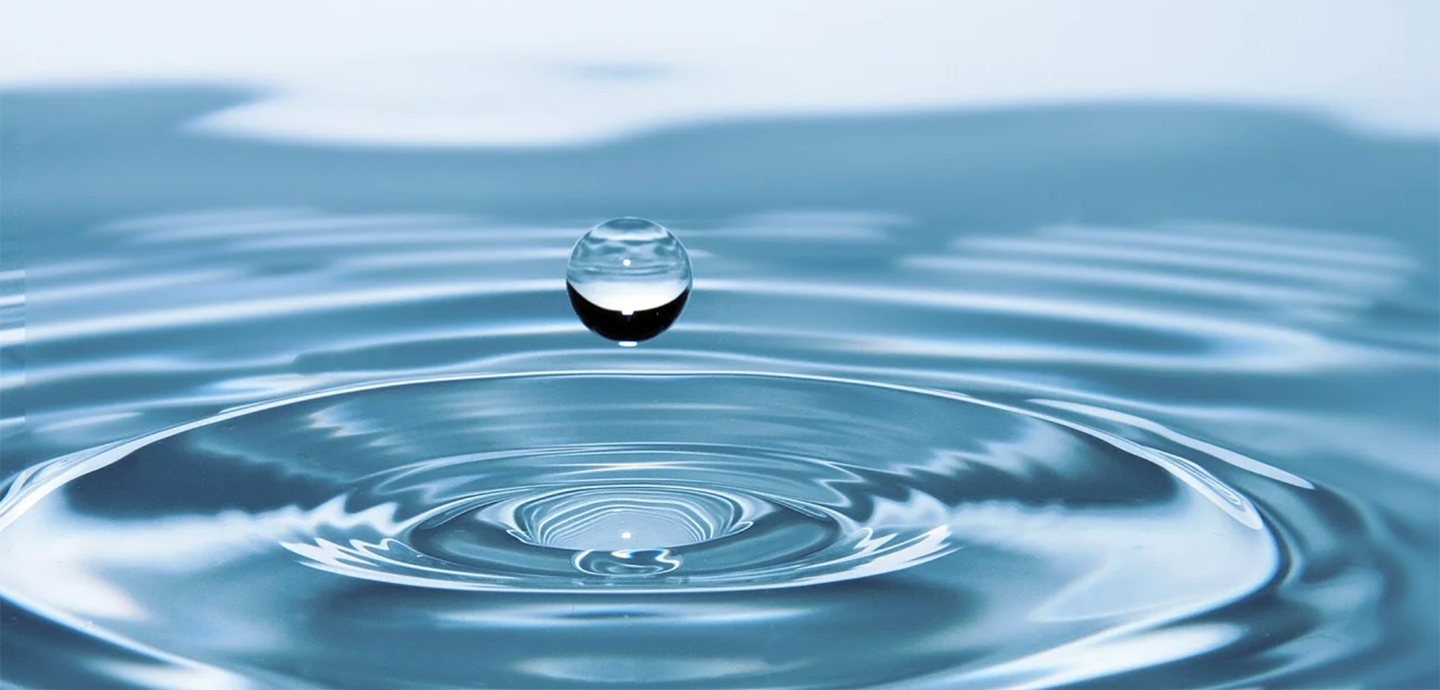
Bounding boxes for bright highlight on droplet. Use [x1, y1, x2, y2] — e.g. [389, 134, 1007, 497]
[566, 217, 692, 343]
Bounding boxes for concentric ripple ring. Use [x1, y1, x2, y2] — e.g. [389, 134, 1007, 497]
[0, 370, 1278, 597]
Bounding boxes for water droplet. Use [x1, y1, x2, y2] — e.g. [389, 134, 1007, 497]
[567, 217, 692, 342]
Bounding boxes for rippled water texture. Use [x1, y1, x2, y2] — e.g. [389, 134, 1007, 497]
[1, 91, 1438, 689]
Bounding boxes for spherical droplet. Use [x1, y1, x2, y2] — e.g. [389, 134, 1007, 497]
[566, 217, 692, 343]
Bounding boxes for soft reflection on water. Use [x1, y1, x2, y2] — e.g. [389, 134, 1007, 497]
[1, 89, 1437, 688]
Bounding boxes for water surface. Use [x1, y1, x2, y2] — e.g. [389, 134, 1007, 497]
[1, 88, 1437, 689]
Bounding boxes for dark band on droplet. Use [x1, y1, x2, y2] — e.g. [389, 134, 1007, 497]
[567, 283, 690, 342]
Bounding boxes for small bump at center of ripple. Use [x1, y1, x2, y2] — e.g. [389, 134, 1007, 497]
[573, 549, 684, 577]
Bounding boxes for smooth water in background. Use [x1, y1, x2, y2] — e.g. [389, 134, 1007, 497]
[1, 90, 1437, 689]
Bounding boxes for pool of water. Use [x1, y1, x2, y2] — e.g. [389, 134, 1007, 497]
[1, 88, 1437, 688]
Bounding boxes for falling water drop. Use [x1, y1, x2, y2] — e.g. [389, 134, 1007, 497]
[567, 217, 692, 342]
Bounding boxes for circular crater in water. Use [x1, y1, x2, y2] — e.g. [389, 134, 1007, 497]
[502, 485, 747, 551]
[274, 371, 1056, 592]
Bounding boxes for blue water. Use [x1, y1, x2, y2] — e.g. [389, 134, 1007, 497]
[1, 88, 1437, 689]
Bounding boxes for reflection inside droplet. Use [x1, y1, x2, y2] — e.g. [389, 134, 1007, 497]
[566, 217, 692, 343]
